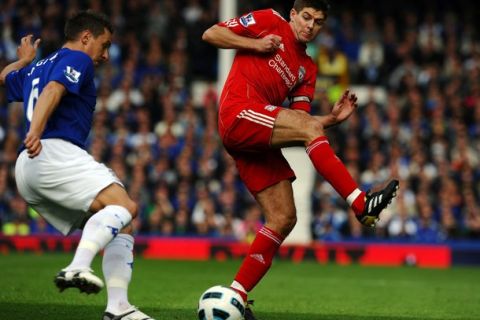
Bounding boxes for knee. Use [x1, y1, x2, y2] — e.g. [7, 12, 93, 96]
[283, 214, 297, 234]
[305, 118, 325, 142]
[124, 200, 138, 219]
[268, 209, 297, 237]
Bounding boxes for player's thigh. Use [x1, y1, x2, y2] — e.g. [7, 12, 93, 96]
[271, 108, 321, 148]
[89, 183, 136, 215]
[222, 103, 282, 151]
[30, 201, 87, 235]
[16, 139, 123, 213]
[231, 148, 295, 197]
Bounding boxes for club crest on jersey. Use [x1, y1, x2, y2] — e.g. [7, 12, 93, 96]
[298, 66, 306, 83]
[239, 13, 256, 27]
[265, 105, 277, 112]
[64, 66, 81, 83]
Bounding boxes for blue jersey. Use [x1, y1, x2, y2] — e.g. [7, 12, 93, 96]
[5, 48, 96, 149]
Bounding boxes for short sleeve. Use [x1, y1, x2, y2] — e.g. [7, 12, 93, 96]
[5, 67, 28, 102]
[218, 9, 282, 38]
[49, 50, 94, 95]
[289, 62, 317, 113]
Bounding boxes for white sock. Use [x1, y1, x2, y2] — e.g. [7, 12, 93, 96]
[103, 233, 134, 314]
[346, 188, 363, 206]
[230, 280, 247, 295]
[66, 205, 132, 271]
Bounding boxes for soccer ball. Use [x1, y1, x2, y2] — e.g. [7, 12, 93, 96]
[197, 285, 245, 320]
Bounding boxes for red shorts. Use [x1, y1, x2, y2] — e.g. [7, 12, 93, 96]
[219, 102, 296, 196]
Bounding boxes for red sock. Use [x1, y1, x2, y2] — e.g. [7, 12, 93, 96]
[232, 226, 284, 298]
[306, 136, 365, 214]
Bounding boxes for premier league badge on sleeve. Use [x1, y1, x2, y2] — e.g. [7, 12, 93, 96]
[239, 13, 256, 27]
[64, 66, 82, 83]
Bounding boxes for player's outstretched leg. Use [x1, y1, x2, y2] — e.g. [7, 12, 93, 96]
[356, 179, 400, 227]
[103, 306, 155, 320]
[54, 268, 104, 294]
[306, 137, 400, 225]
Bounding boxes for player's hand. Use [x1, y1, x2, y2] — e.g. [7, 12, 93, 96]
[24, 131, 42, 158]
[330, 90, 358, 124]
[255, 34, 282, 53]
[17, 35, 41, 65]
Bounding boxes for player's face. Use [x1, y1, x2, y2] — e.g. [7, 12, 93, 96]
[85, 28, 112, 66]
[290, 7, 326, 43]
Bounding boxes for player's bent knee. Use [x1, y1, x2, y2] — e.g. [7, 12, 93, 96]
[284, 214, 297, 233]
[124, 200, 138, 219]
[307, 118, 325, 138]
[104, 204, 133, 217]
[270, 212, 297, 236]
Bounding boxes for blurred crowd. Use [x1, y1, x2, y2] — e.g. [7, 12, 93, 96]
[1, 0, 480, 243]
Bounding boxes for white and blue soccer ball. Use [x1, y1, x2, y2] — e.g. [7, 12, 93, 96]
[197, 285, 245, 320]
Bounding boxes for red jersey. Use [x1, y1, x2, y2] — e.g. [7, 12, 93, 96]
[218, 9, 317, 114]
[215, 9, 317, 194]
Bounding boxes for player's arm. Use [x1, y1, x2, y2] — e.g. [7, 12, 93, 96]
[291, 59, 358, 129]
[202, 23, 281, 53]
[0, 35, 40, 86]
[315, 90, 358, 129]
[24, 81, 66, 158]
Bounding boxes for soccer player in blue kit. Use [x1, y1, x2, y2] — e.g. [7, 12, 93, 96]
[0, 11, 154, 320]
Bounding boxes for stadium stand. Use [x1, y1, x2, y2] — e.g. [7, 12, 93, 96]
[1, 0, 480, 243]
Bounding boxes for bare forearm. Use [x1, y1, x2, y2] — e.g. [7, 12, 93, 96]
[29, 82, 65, 136]
[314, 114, 337, 129]
[0, 59, 31, 86]
[202, 25, 257, 50]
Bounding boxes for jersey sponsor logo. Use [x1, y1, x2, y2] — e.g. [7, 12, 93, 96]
[268, 53, 296, 88]
[239, 13, 256, 27]
[64, 66, 81, 83]
[279, 43, 285, 51]
[265, 105, 277, 112]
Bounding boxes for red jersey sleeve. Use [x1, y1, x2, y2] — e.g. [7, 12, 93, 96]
[289, 62, 317, 113]
[218, 9, 283, 38]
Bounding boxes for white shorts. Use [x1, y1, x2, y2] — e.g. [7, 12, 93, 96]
[15, 139, 123, 235]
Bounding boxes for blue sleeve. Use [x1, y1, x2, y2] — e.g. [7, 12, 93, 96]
[49, 51, 94, 95]
[5, 68, 27, 102]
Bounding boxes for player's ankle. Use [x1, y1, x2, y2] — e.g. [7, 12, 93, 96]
[351, 191, 366, 215]
[230, 287, 247, 303]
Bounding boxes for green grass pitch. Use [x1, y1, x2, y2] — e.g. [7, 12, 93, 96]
[0, 253, 479, 320]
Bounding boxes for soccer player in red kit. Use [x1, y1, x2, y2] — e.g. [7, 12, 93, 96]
[203, 1, 399, 318]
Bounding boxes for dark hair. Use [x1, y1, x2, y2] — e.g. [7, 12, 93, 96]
[64, 10, 113, 41]
[293, 0, 330, 14]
